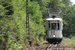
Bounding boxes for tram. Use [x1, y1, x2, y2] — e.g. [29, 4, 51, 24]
[46, 15, 63, 44]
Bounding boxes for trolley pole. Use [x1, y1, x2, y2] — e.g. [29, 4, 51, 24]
[26, 0, 32, 47]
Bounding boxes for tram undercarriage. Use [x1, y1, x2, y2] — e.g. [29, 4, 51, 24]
[47, 38, 62, 44]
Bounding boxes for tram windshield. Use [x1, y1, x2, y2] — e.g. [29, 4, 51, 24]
[51, 23, 59, 30]
[48, 20, 60, 30]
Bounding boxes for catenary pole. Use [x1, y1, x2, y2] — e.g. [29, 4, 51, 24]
[26, 0, 32, 47]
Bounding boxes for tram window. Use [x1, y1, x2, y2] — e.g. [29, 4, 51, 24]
[51, 23, 59, 30]
[58, 23, 59, 30]
[48, 23, 50, 28]
[51, 23, 56, 30]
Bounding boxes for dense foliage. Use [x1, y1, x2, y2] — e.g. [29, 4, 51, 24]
[0, 0, 75, 49]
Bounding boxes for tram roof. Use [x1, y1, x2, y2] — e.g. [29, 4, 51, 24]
[46, 18, 62, 21]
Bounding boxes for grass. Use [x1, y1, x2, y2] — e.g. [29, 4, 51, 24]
[64, 37, 75, 46]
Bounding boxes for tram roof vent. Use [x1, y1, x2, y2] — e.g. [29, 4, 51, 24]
[52, 15, 56, 18]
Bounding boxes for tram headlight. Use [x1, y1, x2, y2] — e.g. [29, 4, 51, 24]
[53, 35, 56, 37]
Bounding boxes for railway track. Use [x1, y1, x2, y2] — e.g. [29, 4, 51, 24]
[35, 43, 75, 50]
[36, 47, 75, 50]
